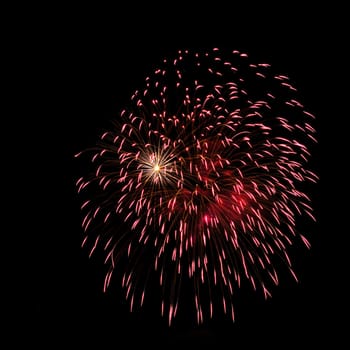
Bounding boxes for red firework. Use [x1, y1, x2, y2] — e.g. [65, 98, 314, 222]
[75, 48, 318, 325]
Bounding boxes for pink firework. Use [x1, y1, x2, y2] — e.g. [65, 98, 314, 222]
[75, 48, 318, 325]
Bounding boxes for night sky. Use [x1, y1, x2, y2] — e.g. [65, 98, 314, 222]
[25, 5, 340, 348]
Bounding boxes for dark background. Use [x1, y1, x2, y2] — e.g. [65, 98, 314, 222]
[23, 3, 343, 348]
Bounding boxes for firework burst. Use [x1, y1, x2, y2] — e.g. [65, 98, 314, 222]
[75, 48, 318, 325]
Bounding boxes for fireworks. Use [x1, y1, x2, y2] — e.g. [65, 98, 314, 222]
[75, 48, 318, 325]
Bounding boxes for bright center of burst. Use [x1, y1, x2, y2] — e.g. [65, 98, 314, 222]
[154, 164, 160, 172]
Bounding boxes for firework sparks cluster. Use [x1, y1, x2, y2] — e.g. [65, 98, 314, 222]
[75, 48, 318, 325]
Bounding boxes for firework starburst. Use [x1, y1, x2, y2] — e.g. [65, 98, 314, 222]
[75, 48, 318, 325]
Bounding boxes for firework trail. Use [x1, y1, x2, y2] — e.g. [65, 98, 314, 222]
[75, 48, 318, 325]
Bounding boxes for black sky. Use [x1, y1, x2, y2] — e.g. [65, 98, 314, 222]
[24, 4, 342, 348]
